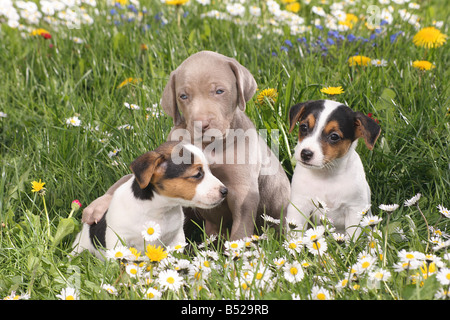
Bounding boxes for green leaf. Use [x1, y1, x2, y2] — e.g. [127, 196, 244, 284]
[51, 217, 79, 247]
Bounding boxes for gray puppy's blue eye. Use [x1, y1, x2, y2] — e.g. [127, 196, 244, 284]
[216, 89, 224, 94]
[180, 94, 188, 100]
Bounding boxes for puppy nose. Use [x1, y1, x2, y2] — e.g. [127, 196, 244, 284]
[301, 149, 314, 161]
[219, 186, 228, 198]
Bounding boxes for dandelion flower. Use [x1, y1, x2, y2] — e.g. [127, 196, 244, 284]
[145, 244, 168, 262]
[56, 287, 79, 300]
[311, 285, 332, 300]
[348, 55, 371, 67]
[413, 27, 447, 48]
[256, 88, 278, 105]
[283, 261, 305, 283]
[166, 0, 189, 5]
[31, 179, 45, 193]
[141, 221, 161, 242]
[320, 86, 344, 95]
[158, 269, 184, 291]
[66, 116, 81, 127]
[286, 2, 301, 13]
[404, 193, 421, 207]
[412, 60, 435, 71]
[117, 77, 142, 89]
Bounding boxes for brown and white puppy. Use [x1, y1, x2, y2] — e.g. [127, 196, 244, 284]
[72, 141, 227, 258]
[162, 51, 291, 240]
[287, 100, 381, 240]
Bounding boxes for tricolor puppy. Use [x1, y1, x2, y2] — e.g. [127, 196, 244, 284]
[286, 100, 381, 240]
[72, 141, 227, 258]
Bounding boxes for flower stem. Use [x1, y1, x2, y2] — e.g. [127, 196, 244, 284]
[416, 203, 430, 253]
[42, 195, 51, 239]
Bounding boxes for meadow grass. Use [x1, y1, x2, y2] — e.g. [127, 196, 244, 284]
[0, 0, 449, 301]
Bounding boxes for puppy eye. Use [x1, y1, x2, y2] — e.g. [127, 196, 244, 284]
[216, 89, 224, 94]
[191, 168, 204, 180]
[329, 133, 341, 142]
[299, 124, 308, 134]
[180, 94, 188, 100]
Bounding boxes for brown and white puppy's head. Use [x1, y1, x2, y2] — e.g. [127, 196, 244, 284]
[130, 141, 228, 209]
[161, 51, 257, 140]
[289, 100, 381, 169]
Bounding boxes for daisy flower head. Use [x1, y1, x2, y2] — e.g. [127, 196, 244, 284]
[378, 203, 399, 212]
[436, 268, 450, 286]
[311, 285, 332, 300]
[369, 268, 392, 282]
[283, 236, 304, 254]
[141, 220, 161, 242]
[371, 59, 388, 67]
[437, 205, 450, 219]
[360, 214, 383, 228]
[101, 284, 118, 296]
[355, 256, 377, 274]
[125, 262, 142, 278]
[320, 86, 344, 95]
[158, 269, 184, 291]
[303, 225, 325, 243]
[273, 257, 287, 268]
[413, 26, 447, 48]
[56, 287, 79, 300]
[306, 238, 328, 255]
[398, 249, 425, 265]
[412, 60, 435, 71]
[224, 239, 244, 252]
[106, 245, 132, 260]
[66, 116, 81, 127]
[142, 287, 161, 300]
[124, 102, 141, 110]
[256, 88, 278, 105]
[348, 55, 371, 67]
[404, 193, 421, 207]
[283, 261, 305, 283]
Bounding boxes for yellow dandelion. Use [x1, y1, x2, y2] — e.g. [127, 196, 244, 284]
[345, 13, 358, 25]
[413, 27, 447, 49]
[256, 88, 278, 104]
[286, 2, 301, 13]
[320, 86, 344, 95]
[117, 77, 142, 89]
[165, 0, 189, 5]
[31, 179, 46, 193]
[412, 60, 435, 71]
[145, 244, 168, 262]
[348, 55, 371, 67]
[30, 28, 50, 36]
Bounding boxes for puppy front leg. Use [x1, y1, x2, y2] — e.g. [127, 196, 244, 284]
[227, 187, 260, 240]
[345, 207, 364, 241]
[286, 198, 315, 233]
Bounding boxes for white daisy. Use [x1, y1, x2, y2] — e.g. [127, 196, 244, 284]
[142, 287, 161, 300]
[437, 205, 450, 219]
[371, 59, 388, 67]
[158, 269, 184, 291]
[66, 116, 81, 127]
[105, 245, 132, 260]
[360, 214, 383, 227]
[56, 287, 79, 300]
[141, 220, 161, 242]
[306, 238, 328, 255]
[436, 268, 450, 286]
[283, 261, 304, 283]
[310, 285, 332, 300]
[369, 268, 392, 282]
[101, 284, 118, 296]
[125, 262, 142, 278]
[404, 193, 421, 206]
[378, 204, 399, 212]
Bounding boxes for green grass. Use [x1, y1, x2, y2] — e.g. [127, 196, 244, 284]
[0, 0, 449, 301]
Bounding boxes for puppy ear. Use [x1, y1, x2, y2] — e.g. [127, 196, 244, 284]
[228, 59, 257, 111]
[161, 71, 183, 126]
[354, 112, 381, 150]
[130, 151, 165, 189]
[288, 103, 306, 133]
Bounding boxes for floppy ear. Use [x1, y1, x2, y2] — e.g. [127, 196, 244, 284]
[130, 151, 165, 189]
[354, 112, 381, 150]
[161, 71, 183, 126]
[288, 103, 307, 133]
[228, 59, 257, 111]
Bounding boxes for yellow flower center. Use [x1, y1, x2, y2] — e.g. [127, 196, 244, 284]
[313, 242, 321, 250]
[362, 261, 370, 269]
[66, 295, 74, 300]
[167, 277, 175, 284]
[147, 227, 154, 235]
[317, 293, 326, 300]
[256, 273, 263, 280]
[115, 252, 124, 258]
[290, 267, 298, 275]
